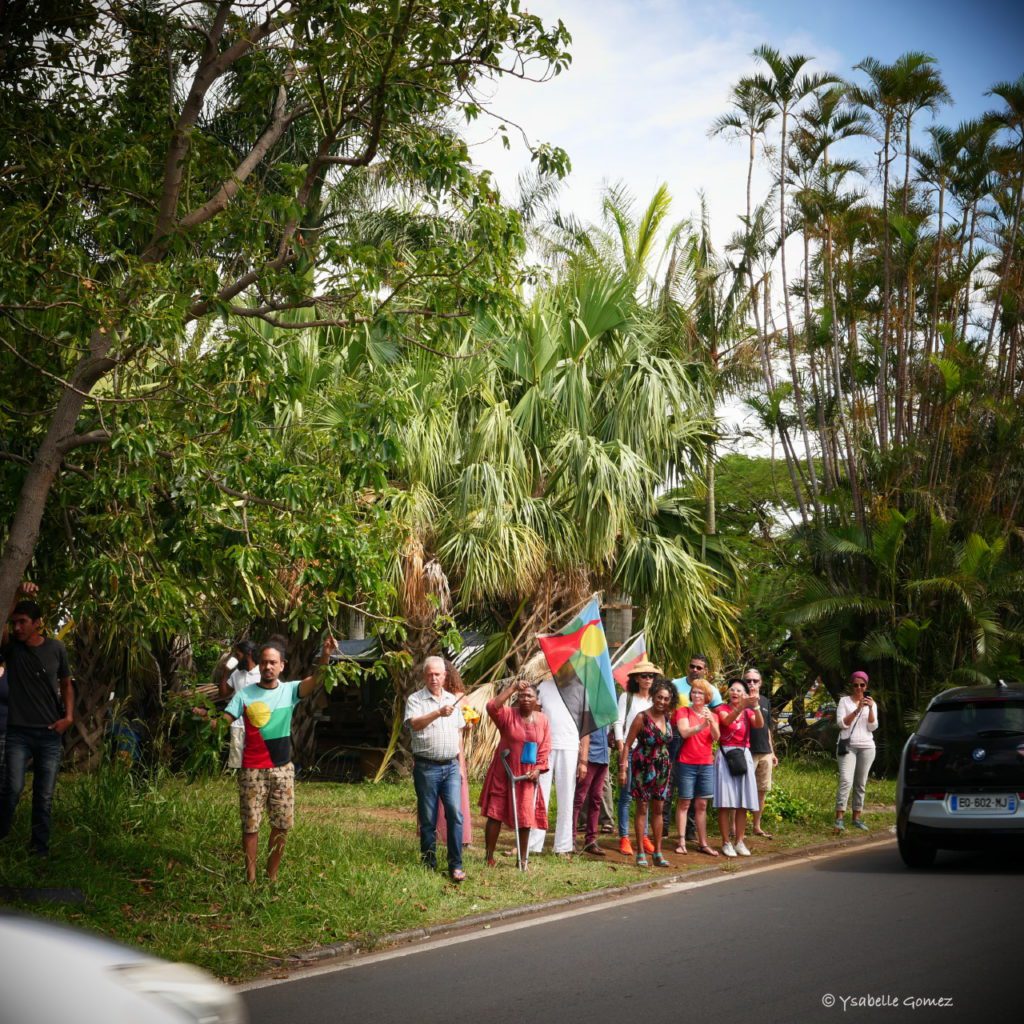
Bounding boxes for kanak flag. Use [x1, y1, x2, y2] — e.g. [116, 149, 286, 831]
[611, 632, 647, 689]
[537, 596, 619, 737]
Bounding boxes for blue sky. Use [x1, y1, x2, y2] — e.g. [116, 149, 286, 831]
[472, 0, 1024, 235]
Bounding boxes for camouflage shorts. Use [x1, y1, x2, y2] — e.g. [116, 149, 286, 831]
[238, 763, 294, 833]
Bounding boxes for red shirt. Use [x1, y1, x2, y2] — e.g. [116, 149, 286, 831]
[716, 705, 756, 747]
[673, 707, 714, 765]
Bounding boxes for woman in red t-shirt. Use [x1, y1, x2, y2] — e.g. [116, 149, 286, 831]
[670, 679, 720, 855]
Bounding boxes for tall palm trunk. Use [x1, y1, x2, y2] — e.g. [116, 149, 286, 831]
[878, 116, 893, 451]
[779, 107, 823, 517]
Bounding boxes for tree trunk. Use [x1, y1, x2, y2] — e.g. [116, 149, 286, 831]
[0, 330, 114, 614]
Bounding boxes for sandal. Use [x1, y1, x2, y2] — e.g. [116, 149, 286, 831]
[449, 868, 467, 883]
[696, 844, 719, 857]
[635, 854, 649, 867]
[652, 853, 672, 868]
[752, 829, 773, 839]
[674, 844, 688, 855]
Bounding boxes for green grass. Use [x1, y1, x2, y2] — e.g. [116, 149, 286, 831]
[0, 755, 894, 981]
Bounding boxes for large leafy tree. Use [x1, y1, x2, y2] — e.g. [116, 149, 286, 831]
[0, 0, 571, 614]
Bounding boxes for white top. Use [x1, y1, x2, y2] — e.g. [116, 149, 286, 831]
[614, 690, 653, 747]
[226, 666, 261, 731]
[404, 686, 465, 761]
[536, 679, 579, 749]
[837, 695, 879, 747]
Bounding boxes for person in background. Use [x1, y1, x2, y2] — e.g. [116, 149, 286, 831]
[834, 670, 878, 832]
[405, 656, 467, 883]
[744, 668, 778, 839]
[614, 660, 658, 856]
[620, 677, 677, 867]
[573, 719, 611, 855]
[0, 583, 73, 857]
[670, 678, 720, 856]
[529, 677, 579, 857]
[480, 678, 551, 867]
[436, 658, 474, 848]
[713, 678, 763, 858]
[219, 640, 260, 770]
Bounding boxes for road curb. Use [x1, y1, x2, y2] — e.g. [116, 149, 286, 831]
[284, 832, 893, 968]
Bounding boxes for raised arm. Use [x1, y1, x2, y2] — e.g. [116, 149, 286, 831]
[299, 636, 336, 698]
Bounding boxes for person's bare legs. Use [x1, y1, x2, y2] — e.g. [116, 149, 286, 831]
[242, 832, 259, 883]
[267, 827, 287, 880]
[717, 808, 733, 847]
[675, 799, 692, 852]
[733, 808, 747, 846]
[650, 800, 665, 855]
[634, 800, 649, 859]
[484, 817, 501, 864]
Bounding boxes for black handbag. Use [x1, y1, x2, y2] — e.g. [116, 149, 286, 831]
[722, 747, 747, 776]
[836, 706, 863, 758]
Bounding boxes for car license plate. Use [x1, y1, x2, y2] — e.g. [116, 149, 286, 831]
[950, 794, 1017, 813]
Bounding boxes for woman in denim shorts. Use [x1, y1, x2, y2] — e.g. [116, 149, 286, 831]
[670, 678, 720, 856]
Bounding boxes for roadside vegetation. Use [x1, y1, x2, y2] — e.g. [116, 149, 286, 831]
[0, 757, 894, 981]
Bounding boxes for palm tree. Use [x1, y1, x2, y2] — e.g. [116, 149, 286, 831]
[851, 52, 944, 449]
[747, 45, 840, 517]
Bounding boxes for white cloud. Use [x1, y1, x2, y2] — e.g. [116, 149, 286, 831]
[468, 0, 848, 247]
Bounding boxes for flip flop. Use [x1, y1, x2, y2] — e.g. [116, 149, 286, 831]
[752, 830, 774, 839]
[450, 869, 467, 883]
[696, 844, 720, 857]
[674, 845, 688, 855]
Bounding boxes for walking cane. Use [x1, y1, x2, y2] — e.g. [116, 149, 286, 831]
[501, 748, 532, 871]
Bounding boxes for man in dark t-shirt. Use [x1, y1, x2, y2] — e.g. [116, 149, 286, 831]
[744, 669, 778, 839]
[0, 586, 73, 856]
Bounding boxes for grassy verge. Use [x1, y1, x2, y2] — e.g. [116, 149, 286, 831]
[0, 754, 893, 981]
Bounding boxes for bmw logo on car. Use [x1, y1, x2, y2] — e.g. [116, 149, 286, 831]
[972, 748, 987, 761]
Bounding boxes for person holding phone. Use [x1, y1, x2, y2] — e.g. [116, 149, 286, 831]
[713, 678, 763, 857]
[834, 670, 878, 832]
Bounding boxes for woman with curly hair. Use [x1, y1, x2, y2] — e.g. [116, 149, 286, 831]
[619, 676, 678, 867]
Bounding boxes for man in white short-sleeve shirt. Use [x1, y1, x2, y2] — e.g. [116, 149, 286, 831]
[404, 657, 467, 882]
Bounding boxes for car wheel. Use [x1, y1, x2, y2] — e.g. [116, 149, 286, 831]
[898, 833, 936, 869]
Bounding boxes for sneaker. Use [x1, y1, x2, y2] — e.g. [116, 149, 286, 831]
[722, 842, 737, 858]
[642, 836, 655, 855]
[618, 835, 634, 856]
[853, 820, 870, 831]
[735, 840, 751, 857]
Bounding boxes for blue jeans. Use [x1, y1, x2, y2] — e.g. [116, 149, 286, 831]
[0, 726, 64, 854]
[413, 756, 463, 873]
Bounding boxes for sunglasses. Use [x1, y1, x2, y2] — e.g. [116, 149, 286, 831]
[688, 664, 705, 670]
[852, 683, 867, 688]
[634, 673, 655, 679]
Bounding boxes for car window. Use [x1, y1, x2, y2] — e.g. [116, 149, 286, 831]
[917, 700, 1024, 739]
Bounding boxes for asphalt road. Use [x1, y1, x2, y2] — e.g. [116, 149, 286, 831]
[242, 842, 1021, 1024]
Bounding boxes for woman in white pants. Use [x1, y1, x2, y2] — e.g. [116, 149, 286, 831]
[834, 670, 878, 831]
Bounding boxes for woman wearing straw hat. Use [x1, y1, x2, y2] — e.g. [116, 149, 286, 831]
[614, 659, 659, 856]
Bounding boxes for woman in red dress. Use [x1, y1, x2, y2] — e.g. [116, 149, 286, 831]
[480, 678, 551, 866]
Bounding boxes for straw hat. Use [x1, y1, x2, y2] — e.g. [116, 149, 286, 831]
[627, 658, 664, 677]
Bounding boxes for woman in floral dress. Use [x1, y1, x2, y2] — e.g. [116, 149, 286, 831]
[618, 678, 678, 867]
